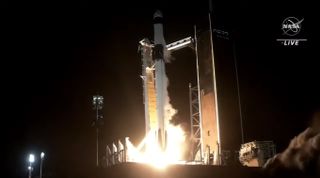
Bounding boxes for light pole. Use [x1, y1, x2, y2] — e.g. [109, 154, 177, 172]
[40, 152, 45, 178]
[28, 154, 35, 178]
[92, 95, 104, 167]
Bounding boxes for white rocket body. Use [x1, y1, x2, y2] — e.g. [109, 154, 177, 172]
[153, 10, 167, 150]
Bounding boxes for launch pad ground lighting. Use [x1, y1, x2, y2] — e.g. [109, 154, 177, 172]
[92, 95, 104, 167]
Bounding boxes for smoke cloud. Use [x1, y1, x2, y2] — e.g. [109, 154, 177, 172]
[263, 113, 320, 178]
[164, 48, 175, 63]
[163, 72, 177, 126]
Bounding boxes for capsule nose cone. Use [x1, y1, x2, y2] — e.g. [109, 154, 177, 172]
[153, 10, 163, 19]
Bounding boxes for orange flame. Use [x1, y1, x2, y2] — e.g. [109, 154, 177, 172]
[126, 124, 186, 169]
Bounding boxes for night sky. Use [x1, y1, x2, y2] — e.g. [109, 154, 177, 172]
[2, 1, 316, 177]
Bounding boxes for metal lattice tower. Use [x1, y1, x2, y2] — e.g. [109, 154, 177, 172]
[189, 83, 202, 162]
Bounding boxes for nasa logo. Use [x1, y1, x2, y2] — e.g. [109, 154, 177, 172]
[281, 17, 304, 36]
[276, 17, 307, 46]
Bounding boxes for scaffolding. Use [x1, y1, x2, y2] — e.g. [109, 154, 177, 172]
[189, 83, 202, 162]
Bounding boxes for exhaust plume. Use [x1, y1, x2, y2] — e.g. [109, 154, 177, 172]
[263, 113, 320, 178]
[163, 74, 177, 126]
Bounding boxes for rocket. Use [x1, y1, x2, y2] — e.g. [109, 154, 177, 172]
[153, 10, 167, 151]
[139, 10, 168, 151]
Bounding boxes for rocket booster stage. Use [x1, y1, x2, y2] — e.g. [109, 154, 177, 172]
[153, 10, 167, 151]
[139, 11, 169, 151]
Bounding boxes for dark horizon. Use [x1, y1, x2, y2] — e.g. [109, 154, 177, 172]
[2, 1, 316, 177]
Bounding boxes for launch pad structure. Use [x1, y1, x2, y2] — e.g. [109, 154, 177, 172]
[104, 10, 276, 168]
[136, 11, 223, 165]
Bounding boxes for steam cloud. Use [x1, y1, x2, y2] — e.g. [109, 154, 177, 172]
[163, 71, 177, 126]
[164, 48, 175, 63]
[162, 45, 177, 123]
[263, 113, 320, 178]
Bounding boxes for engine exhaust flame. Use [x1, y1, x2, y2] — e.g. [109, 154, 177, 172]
[126, 124, 186, 169]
